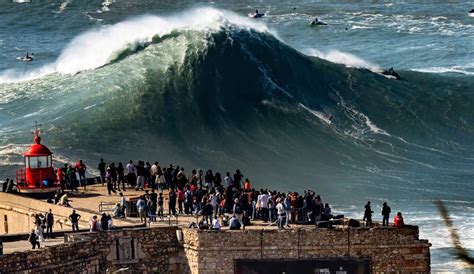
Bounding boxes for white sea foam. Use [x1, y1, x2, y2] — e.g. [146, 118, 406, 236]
[0, 8, 269, 84]
[52, 0, 70, 14]
[304, 48, 380, 71]
[298, 103, 332, 125]
[412, 66, 474, 75]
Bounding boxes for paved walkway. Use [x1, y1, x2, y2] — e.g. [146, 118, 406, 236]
[1, 184, 342, 253]
[2, 237, 64, 254]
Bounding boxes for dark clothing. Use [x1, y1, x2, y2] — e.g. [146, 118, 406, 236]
[364, 204, 373, 227]
[382, 205, 391, 226]
[107, 180, 116, 195]
[69, 213, 81, 231]
[45, 212, 54, 238]
[28, 232, 40, 249]
[233, 173, 243, 189]
[100, 216, 109, 231]
[229, 218, 241, 230]
[169, 191, 177, 216]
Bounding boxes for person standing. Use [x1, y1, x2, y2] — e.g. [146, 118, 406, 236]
[233, 169, 243, 190]
[126, 160, 136, 189]
[106, 165, 117, 196]
[98, 159, 106, 186]
[67, 165, 78, 191]
[135, 161, 145, 191]
[35, 214, 45, 242]
[168, 189, 177, 216]
[57, 167, 65, 190]
[69, 210, 81, 232]
[224, 172, 233, 188]
[136, 196, 147, 223]
[363, 201, 373, 227]
[276, 198, 286, 229]
[28, 229, 40, 249]
[45, 209, 54, 239]
[75, 160, 87, 191]
[150, 162, 158, 190]
[257, 190, 270, 222]
[119, 192, 127, 217]
[117, 162, 126, 191]
[110, 163, 118, 190]
[284, 193, 292, 227]
[381, 202, 391, 226]
[157, 193, 164, 220]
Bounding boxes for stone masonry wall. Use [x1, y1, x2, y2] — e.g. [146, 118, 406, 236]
[0, 236, 100, 273]
[181, 226, 431, 274]
[0, 225, 430, 273]
[0, 226, 180, 274]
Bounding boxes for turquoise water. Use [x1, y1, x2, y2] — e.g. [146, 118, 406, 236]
[0, 1, 473, 271]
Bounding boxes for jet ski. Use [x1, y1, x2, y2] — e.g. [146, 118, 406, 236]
[469, 9, 474, 17]
[309, 18, 327, 26]
[248, 10, 265, 18]
[310, 21, 328, 26]
[381, 68, 400, 80]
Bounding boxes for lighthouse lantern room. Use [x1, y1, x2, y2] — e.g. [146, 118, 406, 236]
[15, 122, 59, 194]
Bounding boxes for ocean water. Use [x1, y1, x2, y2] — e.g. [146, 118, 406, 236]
[0, 1, 473, 271]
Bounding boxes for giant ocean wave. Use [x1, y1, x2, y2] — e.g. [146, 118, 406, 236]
[0, 8, 473, 264]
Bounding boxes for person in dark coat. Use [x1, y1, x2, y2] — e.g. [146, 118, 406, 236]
[45, 209, 54, 238]
[381, 202, 391, 226]
[100, 213, 109, 231]
[28, 229, 40, 249]
[363, 201, 373, 227]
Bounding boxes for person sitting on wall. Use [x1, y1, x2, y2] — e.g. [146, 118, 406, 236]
[198, 219, 209, 230]
[394, 212, 405, 228]
[89, 215, 99, 232]
[211, 215, 221, 230]
[321, 203, 333, 221]
[6, 179, 15, 193]
[229, 215, 241, 230]
[112, 203, 124, 218]
[2, 178, 8, 192]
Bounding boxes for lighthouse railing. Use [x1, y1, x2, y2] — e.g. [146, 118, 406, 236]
[15, 168, 26, 188]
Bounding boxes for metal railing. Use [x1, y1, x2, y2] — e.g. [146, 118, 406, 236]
[98, 202, 116, 213]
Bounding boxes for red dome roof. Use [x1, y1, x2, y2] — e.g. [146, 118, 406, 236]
[24, 136, 53, 156]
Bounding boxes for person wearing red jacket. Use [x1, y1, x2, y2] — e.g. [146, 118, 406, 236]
[394, 212, 405, 227]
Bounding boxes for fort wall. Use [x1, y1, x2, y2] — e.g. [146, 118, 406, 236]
[0, 192, 132, 234]
[0, 225, 430, 273]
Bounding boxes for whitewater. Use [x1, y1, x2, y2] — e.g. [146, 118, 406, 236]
[1, 1, 474, 272]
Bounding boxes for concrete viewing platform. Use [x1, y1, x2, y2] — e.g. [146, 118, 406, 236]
[0, 185, 431, 273]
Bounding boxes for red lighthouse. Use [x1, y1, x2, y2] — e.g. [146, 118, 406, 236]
[15, 122, 59, 194]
